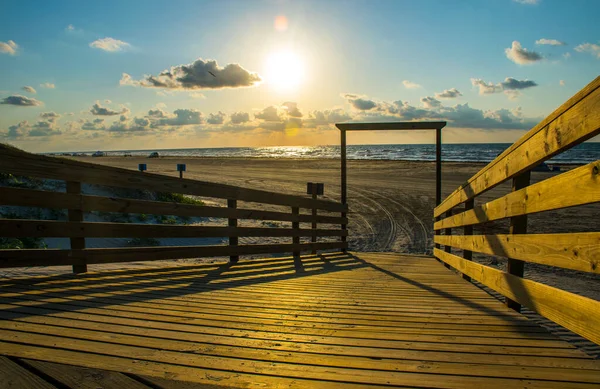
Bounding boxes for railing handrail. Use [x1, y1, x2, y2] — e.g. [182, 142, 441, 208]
[0, 145, 348, 271]
[433, 76, 600, 346]
[435, 75, 600, 218]
[0, 144, 347, 212]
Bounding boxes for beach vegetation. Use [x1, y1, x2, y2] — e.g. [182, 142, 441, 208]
[156, 192, 204, 206]
[0, 237, 47, 250]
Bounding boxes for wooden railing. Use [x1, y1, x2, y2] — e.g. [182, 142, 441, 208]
[0, 145, 348, 272]
[433, 76, 600, 345]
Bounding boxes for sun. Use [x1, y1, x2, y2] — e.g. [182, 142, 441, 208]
[264, 50, 305, 91]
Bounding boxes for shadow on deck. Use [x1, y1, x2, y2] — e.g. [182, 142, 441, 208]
[0, 252, 599, 388]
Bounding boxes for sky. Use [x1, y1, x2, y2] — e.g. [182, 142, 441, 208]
[1, 0, 599, 153]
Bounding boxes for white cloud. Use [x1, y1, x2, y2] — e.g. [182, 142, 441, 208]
[435, 88, 462, 99]
[471, 77, 537, 99]
[575, 42, 600, 59]
[255, 106, 282, 121]
[513, 0, 540, 4]
[40, 82, 55, 89]
[0, 40, 18, 55]
[120, 58, 262, 90]
[421, 96, 442, 109]
[230, 112, 250, 124]
[505, 41, 543, 65]
[89, 37, 131, 52]
[535, 38, 566, 46]
[22, 86, 37, 94]
[207, 111, 226, 125]
[66, 24, 75, 31]
[342, 93, 378, 110]
[402, 80, 421, 89]
[563, 52, 572, 59]
[90, 101, 129, 116]
[0, 95, 43, 106]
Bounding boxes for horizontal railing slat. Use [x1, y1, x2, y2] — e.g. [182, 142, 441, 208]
[434, 233, 600, 273]
[0, 187, 347, 225]
[433, 248, 600, 345]
[0, 242, 348, 268]
[434, 161, 600, 230]
[0, 220, 348, 238]
[0, 145, 346, 212]
[434, 76, 600, 217]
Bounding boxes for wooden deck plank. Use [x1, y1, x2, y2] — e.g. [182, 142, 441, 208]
[0, 356, 56, 389]
[20, 359, 152, 389]
[0, 252, 598, 388]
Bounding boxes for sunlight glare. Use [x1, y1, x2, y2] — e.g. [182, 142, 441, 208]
[265, 50, 305, 91]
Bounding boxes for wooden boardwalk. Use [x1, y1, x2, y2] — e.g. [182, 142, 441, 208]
[0, 252, 598, 388]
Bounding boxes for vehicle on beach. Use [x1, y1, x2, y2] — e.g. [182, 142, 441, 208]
[148, 151, 160, 158]
[92, 151, 105, 157]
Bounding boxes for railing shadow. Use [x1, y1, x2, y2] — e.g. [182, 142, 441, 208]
[348, 253, 547, 337]
[438, 180, 539, 316]
[0, 252, 364, 320]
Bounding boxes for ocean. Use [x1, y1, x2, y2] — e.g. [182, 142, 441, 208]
[62, 143, 599, 165]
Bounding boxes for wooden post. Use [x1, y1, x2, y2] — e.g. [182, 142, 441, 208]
[443, 209, 452, 269]
[340, 130, 347, 253]
[67, 181, 87, 274]
[506, 171, 531, 312]
[292, 207, 300, 258]
[435, 128, 442, 206]
[311, 186, 318, 254]
[228, 199, 238, 263]
[462, 199, 474, 282]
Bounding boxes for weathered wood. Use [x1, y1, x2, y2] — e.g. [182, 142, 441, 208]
[0, 242, 348, 267]
[21, 359, 151, 389]
[462, 199, 474, 282]
[434, 161, 600, 230]
[443, 210, 452, 269]
[436, 127, 442, 206]
[434, 248, 600, 345]
[336, 122, 447, 131]
[435, 76, 600, 217]
[66, 181, 87, 274]
[506, 171, 530, 312]
[0, 145, 347, 212]
[0, 187, 348, 224]
[311, 186, 318, 254]
[228, 199, 238, 263]
[340, 130, 348, 253]
[0, 356, 57, 388]
[434, 233, 600, 273]
[0, 253, 599, 388]
[292, 207, 300, 258]
[0, 220, 348, 239]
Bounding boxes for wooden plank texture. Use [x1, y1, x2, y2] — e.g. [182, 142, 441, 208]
[434, 233, 600, 273]
[434, 248, 600, 345]
[335, 121, 446, 131]
[0, 252, 599, 388]
[0, 220, 347, 238]
[21, 359, 152, 389]
[0, 144, 346, 212]
[0, 242, 348, 268]
[434, 161, 600, 230]
[435, 76, 600, 217]
[0, 187, 348, 224]
[0, 356, 56, 388]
